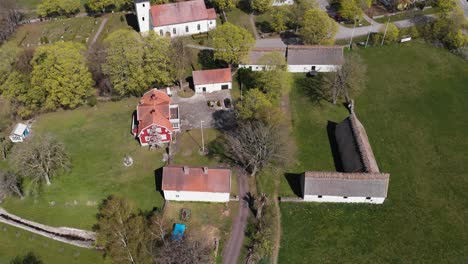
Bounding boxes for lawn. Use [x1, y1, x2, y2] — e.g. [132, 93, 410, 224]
[0, 223, 107, 264]
[279, 42, 468, 263]
[1, 98, 166, 230]
[374, 7, 439, 23]
[225, 6, 255, 37]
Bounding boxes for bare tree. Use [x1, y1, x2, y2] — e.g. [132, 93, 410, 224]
[154, 236, 212, 264]
[9, 134, 70, 186]
[254, 193, 267, 220]
[0, 170, 23, 199]
[0, 135, 13, 160]
[323, 53, 367, 104]
[0, 0, 21, 44]
[224, 121, 287, 177]
[171, 38, 193, 89]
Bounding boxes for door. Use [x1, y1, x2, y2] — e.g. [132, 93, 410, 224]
[202, 87, 206, 92]
[221, 84, 229, 90]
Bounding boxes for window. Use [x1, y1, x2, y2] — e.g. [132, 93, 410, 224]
[185, 26, 189, 32]
[173, 28, 176, 34]
[160, 30, 163, 36]
[172, 123, 179, 129]
[318, 195, 322, 198]
[142, 3, 145, 7]
[197, 24, 201, 30]
[221, 84, 229, 90]
[156, 127, 162, 133]
[161, 134, 167, 140]
[175, 194, 179, 198]
[366, 197, 371, 200]
[210, 21, 213, 24]
[202, 87, 206, 92]
[343, 196, 348, 199]
[312, 66, 316, 70]
[142, 17, 145, 21]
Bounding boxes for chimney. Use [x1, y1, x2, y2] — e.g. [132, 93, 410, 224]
[183, 166, 189, 175]
[203, 167, 208, 174]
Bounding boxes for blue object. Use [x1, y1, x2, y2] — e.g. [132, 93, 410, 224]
[172, 223, 186, 241]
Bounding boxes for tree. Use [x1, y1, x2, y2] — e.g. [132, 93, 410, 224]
[300, 8, 338, 45]
[171, 37, 193, 89]
[289, 0, 317, 31]
[37, 0, 80, 17]
[256, 51, 287, 69]
[251, 0, 273, 13]
[212, 0, 235, 11]
[382, 22, 399, 43]
[0, 135, 14, 160]
[270, 8, 288, 33]
[96, 196, 150, 264]
[251, 68, 290, 102]
[143, 32, 175, 88]
[322, 52, 367, 104]
[212, 23, 256, 65]
[237, 88, 282, 123]
[436, 0, 456, 15]
[339, 0, 363, 22]
[85, 0, 132, 13]
[10, 252, 43, 264]
[0, 43, 20, 86]
[102, 29, 146, 95]
[224, 121, 286, 176]
[9, 134, 70, 186]
[0, 170, 23, 199]
[30, 42, 93, 111]
[0, 0, 21, 44]
[444, 29, 467, 50]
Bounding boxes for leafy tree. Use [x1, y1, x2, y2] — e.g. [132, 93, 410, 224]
[339, 0, 363, 22]
[212, 0, 235, 11]
[10, 252, 43, 264]
[436, 0, 456, 15]
[251, 68, 290, 103]
[30, 42, 93, 110]
[96, 196, 150, 264]
[382, 22, 399, 43]
[171, 37, 193, 89]
[0, 170, 23, 199]
[251, 0, 273, 13]
[322, 52, 367, 104]
[212, 23, 255, 65]
[289, 0, 317, 31]
[237, 88, 281, 123]
[444, 29, 467, 50]
[9, 134, 70, 186]
[37, 0, 80, 17]
[85, 0, 132, 13]
[0, 44, 20, 85]
[143, 32, 175, 87]
[270, 8, 288, 33]
[0, 70, 32, 118]
[0, 135, 14, 160]
[256, 51, 287, 69]
[102, 29, 146, 96]
[300, 8, 338, 45]
[224, 121, 287, 176]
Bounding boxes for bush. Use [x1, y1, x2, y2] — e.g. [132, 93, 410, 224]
[87, 95, 97, 107]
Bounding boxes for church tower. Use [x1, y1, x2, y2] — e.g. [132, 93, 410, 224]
[135, 0, 150, 33]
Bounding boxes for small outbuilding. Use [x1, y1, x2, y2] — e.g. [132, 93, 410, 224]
[287, 45, 344, 73]
[9, 123, 30, 143]
[238, 47, 286, 71]
[162, 166, 231, 202]
[192, 68, 232, 93]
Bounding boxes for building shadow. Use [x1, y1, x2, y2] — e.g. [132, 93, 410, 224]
[284, 173, 303, 197]
[197, 49, 226, 70]
[154, 167, 164, 194]
[327, 121, 344, 172]
[125, 13, 139, 32]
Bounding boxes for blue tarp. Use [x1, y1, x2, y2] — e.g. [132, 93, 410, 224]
[172, 223, 186, 241]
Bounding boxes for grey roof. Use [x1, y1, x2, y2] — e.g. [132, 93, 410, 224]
[287, 45, 344, 65]
[303, 172, 389, 197]
[348, 112, 380, 173]
[335, 117, 364, 173]
[246, 48, 286, 65]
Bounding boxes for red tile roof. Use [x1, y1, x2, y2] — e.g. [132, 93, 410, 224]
[162, 166, 231, 193]
[137, 89, 173, 134]
[192, 68, 232, 85]
[150, 0, 216, 27]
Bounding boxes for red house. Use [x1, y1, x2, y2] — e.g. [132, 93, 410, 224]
[132, 89, 180, 147]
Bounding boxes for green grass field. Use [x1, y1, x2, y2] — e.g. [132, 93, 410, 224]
[1, 98, 166, 229]
[279, 42, 468, 263]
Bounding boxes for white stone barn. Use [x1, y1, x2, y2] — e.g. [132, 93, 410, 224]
[162, 166, 231, 202]
[301, 172, 389, 204]
[238, 48, 286, 71]
[287, 45, 344, 73]
[135, 0, 217, 37]
[192, 68, 232, 93]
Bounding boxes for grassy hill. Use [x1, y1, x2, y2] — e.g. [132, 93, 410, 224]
[279, 42, 468, 263]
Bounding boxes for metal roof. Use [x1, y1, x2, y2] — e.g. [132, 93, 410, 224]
[192, 68, 232, 85]
[287, 45, 344, 65]
[162, 166, 231, 193]
[150, 0, 216, 27]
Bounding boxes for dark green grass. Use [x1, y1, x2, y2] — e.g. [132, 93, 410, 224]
[279, 42, 468, 263]
[1, 98, 165, 229]
[0, 223, 107, 264]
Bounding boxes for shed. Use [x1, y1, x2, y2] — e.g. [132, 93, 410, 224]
[287, 45, 344, 73]
[192, 68, 232, 93]
[9, 123, 30, 143]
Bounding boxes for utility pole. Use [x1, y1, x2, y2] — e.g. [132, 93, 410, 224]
[365, 21, 373, 48]
[381, 17, 390, 46]
[200, 120, 205, 154]
[348, 19, 357, 49]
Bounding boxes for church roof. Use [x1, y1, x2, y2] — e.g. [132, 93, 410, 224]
[150, 0, 216, 27]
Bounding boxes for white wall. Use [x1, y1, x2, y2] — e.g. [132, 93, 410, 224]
[154, 19, 216, 37]
[194, 82, 232, 93]
[238, 64, 275, 71]
[135, 1, 151, 33]
[287, 64, 340, 73]
[272, 0, 294, 6]
[303, 195, 385, 204]
[164, 190, 230, 202]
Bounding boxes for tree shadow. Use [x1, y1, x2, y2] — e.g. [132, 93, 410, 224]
[211, 109, 237, 131]
[283, 173, 302, 197]
[327, 121, 344, 172]
[237, 0, 252, 13]
[256, 21, 272, 34]
[197, 49, 227, 70]
[294, 74, 329, 105]
[125, 13, 139, 32]
[243, 192, 257, 216]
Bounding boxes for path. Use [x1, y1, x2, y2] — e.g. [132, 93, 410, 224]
[250, 13, 260, 39]
[222, 168, 249, 264]
[185, 44, 215, 50]
[89, 17, 108, 47]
